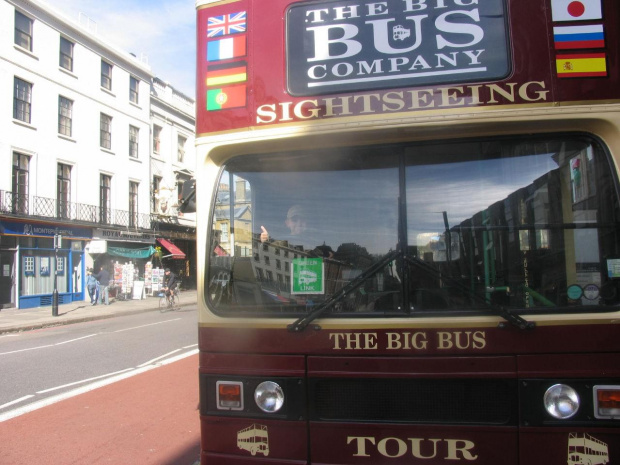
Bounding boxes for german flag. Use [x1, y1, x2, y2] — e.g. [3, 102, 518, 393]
[206, 64, 247, 87]
[556, 53, 607, 78]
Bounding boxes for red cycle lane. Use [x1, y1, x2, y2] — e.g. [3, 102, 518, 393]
[0, 354, 200, 464]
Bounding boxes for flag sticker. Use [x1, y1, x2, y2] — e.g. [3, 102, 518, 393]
[554, 25, 604, 49]
[206, 65, 247, 87]
[556, 53, 607, 78]
[551, 0, 602, 22]
[207, 35, 247, 61]
[207, 11, 246, 37]
[207, 85, 247, 111]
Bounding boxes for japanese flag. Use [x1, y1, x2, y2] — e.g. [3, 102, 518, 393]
[551, 0, 602, 21]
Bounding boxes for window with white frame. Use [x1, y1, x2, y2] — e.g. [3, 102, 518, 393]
[59, 37, 74, 71]
[178, 135, 187, 163]
[101, 60, 112, 90]
[153, 125, 162, 154]
[130, 76, 139, 104]
[13, 77, 32, 123]
[15, 11, 33, 51]
[129, 125, 139, 158]
[100, 113, 112, 149]
[58, 96, 73, 137]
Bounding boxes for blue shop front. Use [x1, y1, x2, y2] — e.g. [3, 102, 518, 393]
[0, 220, 90, 309]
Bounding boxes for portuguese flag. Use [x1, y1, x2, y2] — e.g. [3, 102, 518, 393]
[207, 85, 246, 111]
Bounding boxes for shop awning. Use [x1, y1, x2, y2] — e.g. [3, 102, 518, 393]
[157, 238, 186, 259]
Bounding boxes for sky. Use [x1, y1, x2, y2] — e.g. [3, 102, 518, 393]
[43, 0, 196, 98]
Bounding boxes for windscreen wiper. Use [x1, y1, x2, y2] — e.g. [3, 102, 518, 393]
[403, 255, 535, 330]
[287, 250, 401, 332]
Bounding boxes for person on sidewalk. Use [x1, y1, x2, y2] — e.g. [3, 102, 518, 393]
[94, 266, 111, 305]
[86, 269, 98, 305]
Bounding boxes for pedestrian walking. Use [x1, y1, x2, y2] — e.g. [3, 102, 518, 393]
[86, 269, 98, 305]
[94, 266, 111, 305]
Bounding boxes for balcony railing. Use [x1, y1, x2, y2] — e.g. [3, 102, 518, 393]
[0, 190, 155, 230]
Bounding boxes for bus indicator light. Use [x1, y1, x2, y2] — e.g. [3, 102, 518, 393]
[217, 381, 244, 410]
[594, 385, 620, 419]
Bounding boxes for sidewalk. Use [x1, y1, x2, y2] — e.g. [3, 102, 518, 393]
[0, 289, 197, 335]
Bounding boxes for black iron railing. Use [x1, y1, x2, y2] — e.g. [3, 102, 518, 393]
[0, 189, 155, 230]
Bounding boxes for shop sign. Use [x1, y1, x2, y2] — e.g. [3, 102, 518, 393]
[0, 220, 91, 239]
[87, 240, 108, 254]
[93, 228, 156, 244]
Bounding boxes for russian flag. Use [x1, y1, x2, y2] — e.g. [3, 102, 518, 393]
[554, 25, 605, 49]
[207, 35, 246, 61]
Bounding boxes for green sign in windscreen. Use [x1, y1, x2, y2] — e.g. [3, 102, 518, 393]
[292, 258, 324, 294]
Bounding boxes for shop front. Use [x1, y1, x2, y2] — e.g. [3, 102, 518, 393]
[0, 219, 90, 309]
[89, 229, 159, 299]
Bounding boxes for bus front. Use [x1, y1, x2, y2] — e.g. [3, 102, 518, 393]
[195, 0, 620, 463]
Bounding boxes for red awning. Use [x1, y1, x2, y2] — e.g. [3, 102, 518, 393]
[157, 238, 186, 259]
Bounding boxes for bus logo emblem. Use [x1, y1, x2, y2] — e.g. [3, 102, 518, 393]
[392, 25, 410, 41]
[237, 424, 270, 456]
[567, 433, 609, 465]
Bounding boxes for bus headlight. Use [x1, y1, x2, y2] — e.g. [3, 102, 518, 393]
[544, 384, 580, 419]
[254, 381, 284, 413]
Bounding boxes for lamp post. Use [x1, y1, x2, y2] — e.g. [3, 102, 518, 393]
[52, 234, 62, 317]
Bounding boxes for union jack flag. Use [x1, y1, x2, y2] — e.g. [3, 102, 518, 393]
[207, 11, 247, 37]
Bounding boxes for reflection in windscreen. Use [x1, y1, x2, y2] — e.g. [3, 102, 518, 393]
[207, 137, 620, 317]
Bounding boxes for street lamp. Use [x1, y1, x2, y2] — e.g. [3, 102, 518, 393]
[52, 234, 62, 317]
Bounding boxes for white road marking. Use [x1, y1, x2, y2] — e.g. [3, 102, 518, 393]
[0, 349, 198, 422]
[0, 344, 55, 356]
[182, 343, 198, 349]
[137, 349, 181, 368]
[0, 395, 35, 410]
[113, 319, 181, 333]
[54, 334, 98, 345]
[36, 368, 135, 394]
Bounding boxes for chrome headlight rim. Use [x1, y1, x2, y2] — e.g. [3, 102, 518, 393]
[254, 380, 285, 413]
[543, 383, 580, 420]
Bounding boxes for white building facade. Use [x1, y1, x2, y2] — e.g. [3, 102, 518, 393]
[0, 0, 194, 309]
[150, 78, 197, 288]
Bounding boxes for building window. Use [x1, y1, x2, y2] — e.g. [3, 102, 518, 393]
[152, 175, 162, 213]
[153, 125, 162, 154]
[178, 135, 187, 162]
[24, 256, 35, 276]
[59, 37, 73, 71]
[57, 163, 71, 219]
[58, 96, 73, 137]
[100, 113, 112, 149]
[129, 125, 139, 158]
[12, 152, 29, 214]
[220, 223, 229, 243]
[101, 60, 112, 90]
[15, 11, 33, 51]
[13, 77, 32, 123]
[129, 181, 139, 228]
[100, 174, 111, 223]
[130, 76, 139, 104]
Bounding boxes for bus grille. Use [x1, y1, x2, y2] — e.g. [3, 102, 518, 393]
[310, 378, 517, 425]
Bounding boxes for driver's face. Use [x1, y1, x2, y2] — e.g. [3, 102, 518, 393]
[285, 215, 307, 235]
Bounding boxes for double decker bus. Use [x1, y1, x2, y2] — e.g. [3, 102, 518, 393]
[194, 0, 620, 463]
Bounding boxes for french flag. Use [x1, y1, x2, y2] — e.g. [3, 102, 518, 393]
[207, 35, 247, 62]
[554, 25, 605, 49]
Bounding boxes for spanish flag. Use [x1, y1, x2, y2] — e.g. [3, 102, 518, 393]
[206, 85, 246, 111]
[556, 53, 607, 78]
